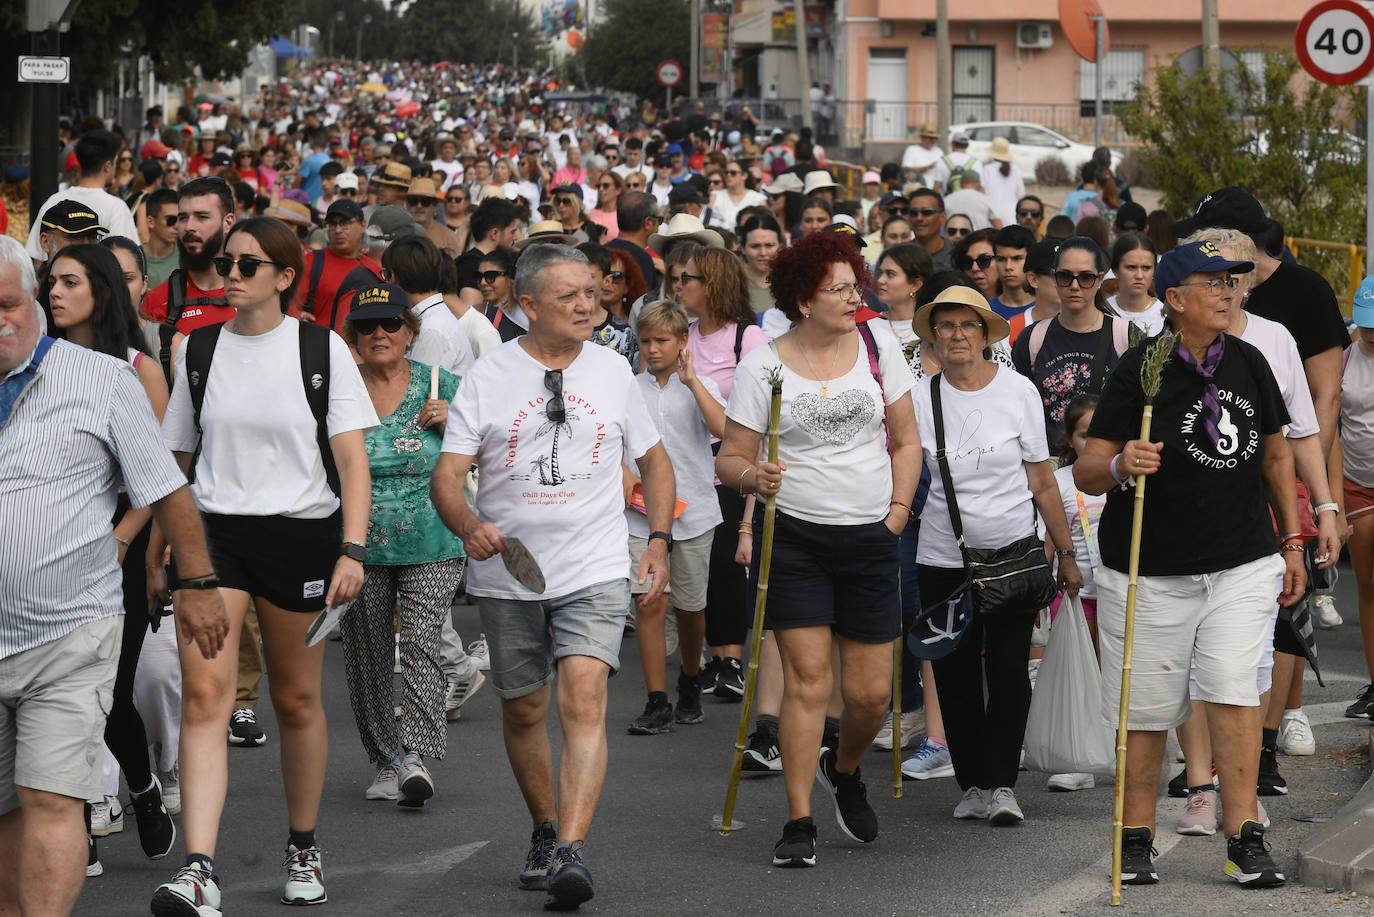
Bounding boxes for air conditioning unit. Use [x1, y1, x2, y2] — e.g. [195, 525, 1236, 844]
[1017, 22, 1053, 50]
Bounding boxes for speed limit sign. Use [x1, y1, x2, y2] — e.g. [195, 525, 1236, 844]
[1296, 0, 1374, 85]
[656, 60, 682, 88]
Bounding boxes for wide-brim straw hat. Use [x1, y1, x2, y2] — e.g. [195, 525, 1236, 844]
[988, 137, 1014, 162]
[912, 285, 1011, 345]
[646, 213, 723, 255]
[513, 219, 580, 250]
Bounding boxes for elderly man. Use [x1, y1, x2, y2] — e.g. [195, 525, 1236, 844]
[900, 123, 943, 185]
[432, 244, 674, 911]
[0, 235, 227, 915]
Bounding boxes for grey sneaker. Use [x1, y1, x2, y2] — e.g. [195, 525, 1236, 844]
[1176, 788, 1218, 836]
[987, 786, 1024, 825]
[544, 843, 593, 910]
[953, 787, 989, 820]
[520, 821, 558, 891]
[397, 753, 434, 808]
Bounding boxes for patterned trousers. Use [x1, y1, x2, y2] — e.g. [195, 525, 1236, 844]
[341, 558, 464, 767]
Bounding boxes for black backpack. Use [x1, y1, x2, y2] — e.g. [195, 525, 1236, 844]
[159, 269, 231, 391]
[183, 320, 340, 496]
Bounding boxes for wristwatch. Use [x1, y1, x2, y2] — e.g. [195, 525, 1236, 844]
[176, 576, 221, 590]
[1055, 548, 1076, 558]
[648, 531, 674, 554]
[341, 541, 368, 563]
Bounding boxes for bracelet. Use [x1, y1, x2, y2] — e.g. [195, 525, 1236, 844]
[1055, 548, 1076, 558]
[1280, 543, 1306, 553]
[889, 499, 911, 514]
[1108, 454, 1127, 485]
[1313, 501, 1340, 516]
[1282, 535, 1305, 545]
[737, 466, 753, 496]
[1281, 532, 1302, 541]
[114, 535, 131, 548]
[739, 524, 754, 535]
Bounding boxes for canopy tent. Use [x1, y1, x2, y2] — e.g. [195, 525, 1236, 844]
[269, 36, 315, 59]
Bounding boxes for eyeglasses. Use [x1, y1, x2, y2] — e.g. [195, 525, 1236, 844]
[1017, 208, 1043, 219]
[607, 271, 625, 282]
[725, 168, 744, 176]
[118, 156, 133, 163]
[326, 218, 361, 229]
[165, 166, 181, 173]
[934, 320, 985, 338]
[478, 269, 508, 284]
[544, 369, 566, 424]
[211, 256, 282, 278]
[597, 183, 615, 190]
[821, 282, 862, 300]
[161, 215, 178, 227]
[446, 196, 466, 203]
[405, 197, 434, 207]
[908, 207, 942, 217]
[1053, 269, 1102, 289]
[678, 272, 704, 284]
[352, 316, 405, 335]
[958, 253, 995, 271]
[946, 227, 971, 238]
[1176, 276, 1239, 293]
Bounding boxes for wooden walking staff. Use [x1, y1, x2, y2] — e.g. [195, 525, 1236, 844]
[891, 637, 902, 798]
[720, 365, 784, 836]
[1111, 332, 1177, 905]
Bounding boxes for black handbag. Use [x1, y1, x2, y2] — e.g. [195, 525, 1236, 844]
[930, 373, 1058, 616]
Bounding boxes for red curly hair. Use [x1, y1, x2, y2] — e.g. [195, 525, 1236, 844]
[769, 230, 871, 321]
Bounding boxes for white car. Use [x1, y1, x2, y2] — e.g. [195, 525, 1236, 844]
[947, 121, 1121, 179]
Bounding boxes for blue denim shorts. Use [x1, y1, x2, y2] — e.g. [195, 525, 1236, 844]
[476, 579, 631, 699]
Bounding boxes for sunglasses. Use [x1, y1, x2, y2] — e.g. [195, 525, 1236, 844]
[958, 253, 995, 270]
[1054, 269, 1101, 289]
[211, 256, 281, 278]
[946, 227, 971, 238]
[725, 168, 744, 176]
[908, 207, 942, 218]
[478, 269, 508, 284]
[161, 215, 179, 227]
[597, 183, 615, 190]
[544, 369, 566, 424]
[165, 166, 181, 173]
[326, 218, 361, 229]
[554, 198, 577, 207]
[607, 270, 625, 282]
[678, 271, 703, 284]
[352, 316, 405, 335]
[446, 196, 466, 203]
[118, 156, 133, 163]
[1017, 208, 1043, 219]
[406, 197, 435, 207]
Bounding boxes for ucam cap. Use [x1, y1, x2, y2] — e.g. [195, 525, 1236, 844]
[1153, 240, 1254, 298]
[346, 283, 409, 322]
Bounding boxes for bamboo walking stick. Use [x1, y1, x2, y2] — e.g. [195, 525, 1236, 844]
[721, 365, 784, 836]
[1111, 332, 1177, 905]
[891, 635, 903, 798]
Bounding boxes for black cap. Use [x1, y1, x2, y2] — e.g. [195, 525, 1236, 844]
[325, 199, 365, 223]
[41, 199, 107, 236]
[1115, 201, 1148, 232]
[879, 190, 909, 209]
[346, 282, 409, 322]
[652, 152, 673, 167]
[1169, 186, 1275, 239]
[667, 184, 704, 207]
[499, 128, 514, 140]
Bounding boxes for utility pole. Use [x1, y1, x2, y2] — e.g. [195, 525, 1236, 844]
[794, 0, 812, 131]
[936, 0, 950, 144]
[1201, 0, 1220, 73]
[690, 0, 700, 105]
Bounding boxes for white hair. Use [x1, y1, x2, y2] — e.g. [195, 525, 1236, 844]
[0, 234, 37, 300]
[514, 244, 589, 301]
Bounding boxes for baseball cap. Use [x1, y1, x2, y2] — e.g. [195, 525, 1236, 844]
[325, 199, 365, 223]
[335, 172, 360, 191]
[1169, 186, 1275, 239]
[664, 143, 684, 156]
[1115, 201, 1148, 232]
[862, 170, 881, 184]
[140, 139, 172, 160]
[41, 199, 107, 236]
[1153, 240, 1254, 298]
[346, 283, 410, 322]
[667, 184, 704, 207]
[879, 190, 909, 209]
[1355, 276, 1374, 329]
[366, 205, 425, 245]
[551, 183, 583, 200]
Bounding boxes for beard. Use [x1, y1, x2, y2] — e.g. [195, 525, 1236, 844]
[178, 226, 225, 273]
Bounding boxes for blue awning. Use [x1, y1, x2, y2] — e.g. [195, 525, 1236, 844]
[270, 37, 314, 59]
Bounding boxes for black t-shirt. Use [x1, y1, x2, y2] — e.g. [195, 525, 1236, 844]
[1246, 260, 1348, 361]
[1088, 335, 1289, 576]
[591, 311, 638, 367]
[1012, 315, 1124, 450]
[606, 238, 659, 290]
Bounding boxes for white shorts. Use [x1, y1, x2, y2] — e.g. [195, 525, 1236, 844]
[628, 530, 714, 611]
[1098, 554, 1284, 732]
[1189, 602, 1283, 701]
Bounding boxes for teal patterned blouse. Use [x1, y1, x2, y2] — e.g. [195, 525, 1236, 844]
[365, 360, 464, 566]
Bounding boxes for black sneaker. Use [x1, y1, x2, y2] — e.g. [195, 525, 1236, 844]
[1257, 745, 1288, 796]
[627, 697, 673, 735]
[741, 723, 782, 773]
[815, 748, 878, 842]
[130, 776, 177, 859]
[1225, 819, 1285, 887]
[228, 708, 266, 747]
[675, 671, 704, 725]
[520, 821, 557, 891]
[87, 833, 102, 878]
[771, 816, 817, 867]
[713, 657, 745, 700]
[1347, 683, 1374, 720]
[544, 843, 593, 911]
[1120, 826, 1159, 885]
[699, 657, 721, 691]
[1167, 767, 1188, 798]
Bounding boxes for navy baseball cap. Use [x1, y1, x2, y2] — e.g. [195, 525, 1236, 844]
[1154, 240, 1253, 297]
[346, 282, 409, 322]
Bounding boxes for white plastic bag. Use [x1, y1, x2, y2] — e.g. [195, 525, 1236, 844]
[1022, 594, 1115, 776]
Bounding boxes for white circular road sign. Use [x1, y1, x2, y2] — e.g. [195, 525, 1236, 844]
[1297, 0, 1374, 85]
[657, 60, 683, 88]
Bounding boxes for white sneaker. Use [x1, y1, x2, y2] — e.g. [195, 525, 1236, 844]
[89, 795, 123, 837]
[397, 753, 434, 807]
[157, 766, 181, 816]
[445, 669, 487, 722]
[366, 761, 400, 801]
[1314, 594, 1343, 629]
[988, 786, 1025, 824]
[1047, 772, 1095, 792]
[152, 862, 221, 916]
[282, 845, 326, 906]
[953, 786, 989, 819]
[1278, 708, 1317, 756]
[466, 635, 490, 671]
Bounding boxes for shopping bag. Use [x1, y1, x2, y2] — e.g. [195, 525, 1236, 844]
[1022, 594, 1115, 776]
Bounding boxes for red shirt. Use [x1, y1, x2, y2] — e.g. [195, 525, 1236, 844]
[297, 248, 384, 332]
[143, 274, 235, 333]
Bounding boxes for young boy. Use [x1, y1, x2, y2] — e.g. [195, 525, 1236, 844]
[625, 301, 725, 734]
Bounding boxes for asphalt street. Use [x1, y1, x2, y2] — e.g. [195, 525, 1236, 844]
[77, 562, 1374, 917]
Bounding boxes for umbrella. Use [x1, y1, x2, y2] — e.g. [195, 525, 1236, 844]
[360, 82, 386, 93]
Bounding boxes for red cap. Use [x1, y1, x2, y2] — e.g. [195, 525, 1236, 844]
[140, 139, 171, 160]
[64, 151, 79, 172]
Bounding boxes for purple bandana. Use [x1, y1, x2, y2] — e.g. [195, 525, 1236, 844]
[1176, 334, 1226, 449]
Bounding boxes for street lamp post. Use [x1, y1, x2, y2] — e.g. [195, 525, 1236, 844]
[356, 14, 372, 62]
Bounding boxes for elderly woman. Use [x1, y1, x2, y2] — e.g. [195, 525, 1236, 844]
[1075, 241, 1303, 888]
[717, 231, 921, 868]
[338, 283, 463, 808]
[911, 284, 1080, 826]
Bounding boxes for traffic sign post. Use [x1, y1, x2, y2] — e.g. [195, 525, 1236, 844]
[657, 60, 682, 110]
[1296, 0, 1374, 275]
[17, 55, 70, 83]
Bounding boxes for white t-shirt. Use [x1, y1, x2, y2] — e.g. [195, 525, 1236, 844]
[410, 293, 475, 380]
[979, 163, 1026, 226]
[613, 162, 654, 183]
[27, 186, 142, 261]
[163, 317, 379, 518]
[708, 189, 766, 231]
[1053, 464, 1105, 600]
[900, 143, 943, 173]
[443, 340, 661, 600]
[726, 331, 914, 525]
[914, 366, 1049, 567]
[625, 372, 724, 541]
[1342, 343, 1374, 487]
[456, 304, 502, 359]
[930, 151, 976, 194]
[650, 180, 672, 210]
[1107, 296, 1166, 337]
[430, 159, 464, 191]
[1236, 312, 1319, 439]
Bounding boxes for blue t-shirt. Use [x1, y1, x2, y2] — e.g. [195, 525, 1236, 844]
[297, 151, 330, 201]
[989, 297, 1032, 320]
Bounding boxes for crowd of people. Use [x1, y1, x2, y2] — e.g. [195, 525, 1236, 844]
[0, 56, 1366, 916]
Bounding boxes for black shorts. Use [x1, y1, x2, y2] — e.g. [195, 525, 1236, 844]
[202, 512, 342, 613]
[1272, 607, 1306, 658]
[763, 511, 901, 643]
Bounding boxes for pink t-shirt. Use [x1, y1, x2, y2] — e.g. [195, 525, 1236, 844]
[588, 207, 619, 241]
[686, 319, 769, 401]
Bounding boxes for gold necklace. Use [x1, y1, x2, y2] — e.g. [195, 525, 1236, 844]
[797, 336, 842, 397]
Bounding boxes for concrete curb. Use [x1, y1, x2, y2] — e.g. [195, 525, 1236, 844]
[1297, 729, 1374, 892]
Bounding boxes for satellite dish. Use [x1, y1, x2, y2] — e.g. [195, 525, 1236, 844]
[1174, 45, 1246, 98]
[1058, 0, 1109, 62]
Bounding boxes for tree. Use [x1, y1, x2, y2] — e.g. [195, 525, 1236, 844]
[577, 0, 689, 102]
[393, 0, 549, 69]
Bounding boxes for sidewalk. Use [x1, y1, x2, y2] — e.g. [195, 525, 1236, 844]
[1299, 727, 1374, 893]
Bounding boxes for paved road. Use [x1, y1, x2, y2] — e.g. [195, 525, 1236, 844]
[78, 564, 1374, 917]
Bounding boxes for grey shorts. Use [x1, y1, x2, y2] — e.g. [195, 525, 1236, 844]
[476, 579, 631, 700]
[627, 529, 713, 610]
[0, 616, 122, 813]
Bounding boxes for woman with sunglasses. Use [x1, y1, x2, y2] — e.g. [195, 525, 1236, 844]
[709, 160, 766, 232]
[1011, 235, 1131, 450]
[952, 228, 999, 304]
[233, 145, 266, 192]
[442, 187, 472, 252]
[154, 217, 376, 914]
[945, 214, 974, 243]
[339, 284, 465, 809]
[478, 248, 525, 343]
[112, 150, 137, 197]
[552, 185, 604, 245]
[604, 248, 647, 322]
[589, 170, 623, 242]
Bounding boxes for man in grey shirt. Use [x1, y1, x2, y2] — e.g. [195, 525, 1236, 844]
[0, 235, 227, 915]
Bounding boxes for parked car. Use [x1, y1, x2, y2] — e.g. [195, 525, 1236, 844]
[947, 121, 1121, 178]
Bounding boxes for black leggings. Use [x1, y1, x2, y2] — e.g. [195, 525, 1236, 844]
[106, 515, 154, 793]
[918, 564, 1036, 791]
[705, 484, 753, 648]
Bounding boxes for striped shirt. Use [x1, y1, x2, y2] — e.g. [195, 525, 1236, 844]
[0, 339, 186, 660]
